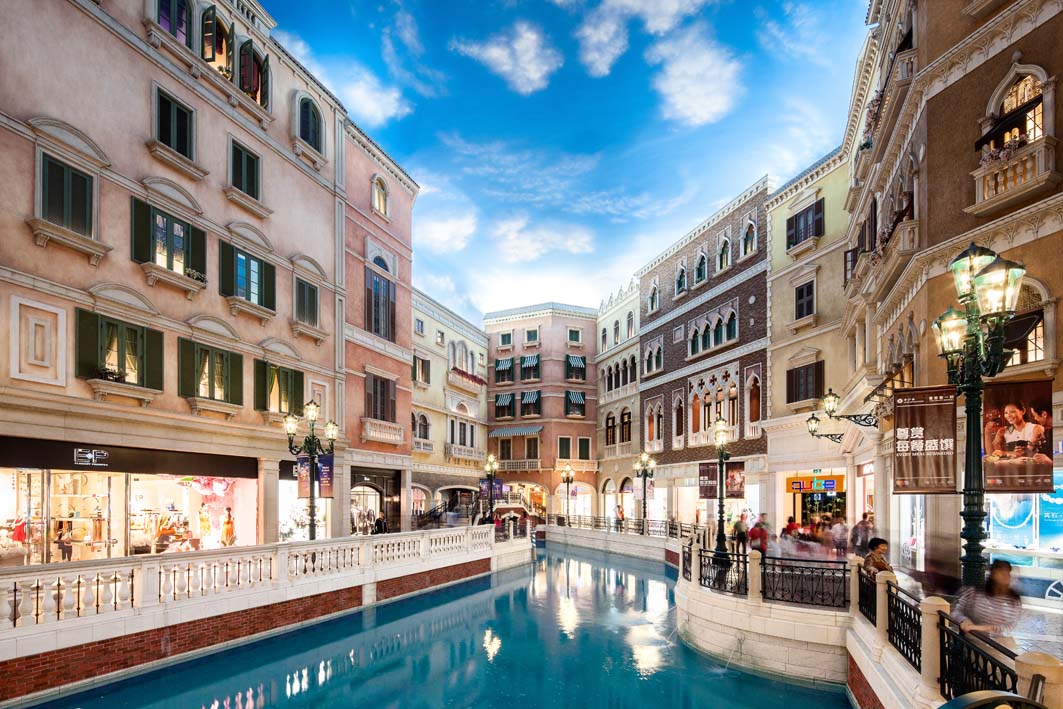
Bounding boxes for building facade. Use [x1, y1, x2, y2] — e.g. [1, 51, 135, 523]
[595, 281, 641, 518]
[410, 289, 488, 515]
[636, 177, 771, 526]
[484, 303, 598, 517]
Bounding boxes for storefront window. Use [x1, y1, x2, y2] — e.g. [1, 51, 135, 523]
[278, 479, 329, 542]
[351, 484, 382, 535]
[128, 475, 257, 553]
[987, 469, 1063, 566]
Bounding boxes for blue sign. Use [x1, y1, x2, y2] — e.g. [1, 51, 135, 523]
[1038, 470, 1063, 552]
[479, 478, 503, 498]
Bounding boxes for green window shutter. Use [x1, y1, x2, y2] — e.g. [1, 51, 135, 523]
[144, 328, 164, 390]
[189, 226, 206, 276]
[261, 261, 276, 310]
[130, 198, 152, 264]
[227, 352, 243, 405]
[291, 371, 304, 415]
[75, 309, 101, 379]
[177, 338, 196, 397]
[201, 4, 216, 61]
[364, 266, 373, 333]
[424, 358, 430, 384]
[218, 241, 235, 296]
[239, 39, 253, 93]
[225, 21, 234, 77]
[260, 54, 270, 109]
[253, 359, 267, 410]
[308, 284, 318, 327]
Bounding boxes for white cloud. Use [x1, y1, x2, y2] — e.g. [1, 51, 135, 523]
[755, 97, 835, 181]
[645, 23, 742, 127]
[415, 212, 478, 253]
[393, 9, 424, 56]
[491, 214, 594, 262]
[273, 30, 328, 80]
[756, 3, 828, 65]
[450, 21, 564, 95]
[575, 0, 712, 77]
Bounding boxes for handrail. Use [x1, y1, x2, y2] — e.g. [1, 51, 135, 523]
[698, 549, 748, 596]
[938, 610, 1018, 700]
[887, 580, 922, 671]
[761, 555, 849, 608]
[857, 566, 877, 625]
[938, 690, 1046, 709]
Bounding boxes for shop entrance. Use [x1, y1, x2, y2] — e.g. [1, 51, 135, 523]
[351, 484, 383, 535]
[798, 492, 847, 523]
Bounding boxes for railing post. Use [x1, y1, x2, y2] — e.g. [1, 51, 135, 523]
[848, 555, 862, 616]
[747, 549, 762, 601]
[1017, 652, 1063, 708]
[916, 596, 949, 703]
[874, 571, 896, 643]
[274, 547, 288, 583]
[689, 538, 701, 586]
[137, 561, 160, 608]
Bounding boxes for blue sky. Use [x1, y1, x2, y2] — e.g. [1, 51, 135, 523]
[268, 0, 869, 324]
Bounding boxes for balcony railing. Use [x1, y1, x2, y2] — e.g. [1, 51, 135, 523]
[361, 418, 404, 444]
[498, 459, 540, 471]
[413, 438, 434, 453]
[445, 443, 484, 462]
[699, 549, 748, 596]
[744, 421, 762, 439]
[966, 136, 1060, 217]
[447, 368, 486, 392]
[603, 441, 634, 459]
[671, 435, 685, 451]
[555, 459, 597, 473]
[645, 439, 663, 453]
[601, 382, 637, 406]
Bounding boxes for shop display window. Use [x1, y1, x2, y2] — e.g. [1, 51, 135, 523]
[129, 475, 257, 554]
[278, 480, 329, 542]
[987, 469, 1063, 569]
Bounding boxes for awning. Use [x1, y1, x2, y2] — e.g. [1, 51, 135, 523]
[567, 391, 585, 404]
[489, 425, 544, 438]
[495, 393, 513, 406]
[567, 355, 586, 368]
[521, 390, 540, 404]
[521, 354, 539, 368]
[495, 357, 513, 371]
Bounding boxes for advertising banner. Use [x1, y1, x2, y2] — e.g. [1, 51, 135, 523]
[698, 461, 744, 499]
[317, 454, 334, 498]
[893, 386, 958, 494]
[699, 462, 717, 499]
[983, 379, 1054, 493]
[633, 478, 655, 500]
[726, 461, 745, 499]
[297, 454, 311, 499]
[479, 478, 503, 499]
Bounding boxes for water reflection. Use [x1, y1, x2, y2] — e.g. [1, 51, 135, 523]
[40, 547, 847, 709]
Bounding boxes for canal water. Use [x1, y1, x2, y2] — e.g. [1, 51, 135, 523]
[36, 545, 849, 708]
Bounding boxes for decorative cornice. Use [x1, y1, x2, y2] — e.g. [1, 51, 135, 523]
[641, 260, 767, 333]
[412, 288, 488, 346]
[483, 302, 598, 324]
[344, 324, 414, 364]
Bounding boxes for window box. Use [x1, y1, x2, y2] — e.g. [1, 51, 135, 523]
[788, 313, 818, 334]
[786, 236, 819, 259]
[226, 295, 275, 324]
[223, 185, 272, 219]
[86, 378, 161, 407]
[964, 136, 1061, 217]
[186, 396, 242, 420]
[145, 139, 208, 181]
[290, 320, 329, 346]
[26, 218, 112, 266]
[361, 417, 404, 444]
[141, 261, 206, 299]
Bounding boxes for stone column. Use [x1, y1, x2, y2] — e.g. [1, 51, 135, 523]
[848, 555, 863, 616]
[747, 549, 762, 601]
[331, 454, 351, 538]
[916, 596, 950, 705]
[870, 431, 889, 548]
[1017, 652, 1063, 709]
[874, 571, 896, 643]
[258, 458, 280, 544]
[845, 453, 856, 525]
[400, 467, 412, 532]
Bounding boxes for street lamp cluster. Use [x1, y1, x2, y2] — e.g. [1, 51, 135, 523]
[561, 464, 575, 517]
[282, 400, 338, 541]
[632, 452, 656, 527]
[483, 454, 500, 519]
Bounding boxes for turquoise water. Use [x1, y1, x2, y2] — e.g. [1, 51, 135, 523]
[37, 546, 848, 708]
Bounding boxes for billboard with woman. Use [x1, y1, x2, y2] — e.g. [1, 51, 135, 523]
[983, 379, 1053, 493]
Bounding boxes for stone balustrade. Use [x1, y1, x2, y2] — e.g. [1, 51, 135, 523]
[361, 417, 404, 444]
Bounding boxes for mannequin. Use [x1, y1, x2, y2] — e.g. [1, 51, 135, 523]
[198, 504, 212, 540]
[221, 507, 235, 546]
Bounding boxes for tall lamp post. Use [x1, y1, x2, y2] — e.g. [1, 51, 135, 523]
[632, 451, 656, 535]
[484, 453, 500, 521]
[283, 400, 338, 541]
[713, 418, 731, 559]
[931, 243, 1025, 587]
[561, 464, 575, 519]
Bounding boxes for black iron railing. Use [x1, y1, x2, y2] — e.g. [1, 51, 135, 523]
[646, 520, 667, 537]
[938, 611, 1018, 700]
[699, 549, 748, 596]
[761, 557, 849, 608]
[857, 566, 877, 625]
[887, 582, 921, 671]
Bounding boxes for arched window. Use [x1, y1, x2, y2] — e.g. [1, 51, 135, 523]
[691, 394, 700, 433]
[613, 320, 620, 344]
[655, 405, 663, 441]
[601, 328, 607, 350]
[417, 414, 430, 440]
[728, 383, 738, 426]
[725, 312, 737, 341]
[743, 223, 756, 256]
[713, 318, 724, 345]
[701, 326, 711, 351]
[238, 40, 269, 108]
[649, 287, 659, 311]
[1006, 283, 1047, 367]
[627, 312, 634, 338]
[299, 98, 323, 153]
[159, 0, 192, 48]
[630, 355, 637, 383]
[695, 254, 708, 283]
[673, 400, 684, 440]
[748, 377, 761, 423]
[372, 255, 390, 272]
[646, 408, 655, 442]
[621, 360, 629, 386]
[689, 328, 701, 356]
[372, 177, 389, 216]
[606, 413, 617, 446]
[675, 268, 687, 294]
[201, 7, 233, 78]
[715, 387, 725, 423]
[702, 394, 712, 427]
[620, 408, 632, 443]
[654, 347, 662, 370]
[979, 74, 1045, 154]
[717, 239, 731, 271]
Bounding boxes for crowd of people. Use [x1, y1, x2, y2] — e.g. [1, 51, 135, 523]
[704, 511, 879, 560]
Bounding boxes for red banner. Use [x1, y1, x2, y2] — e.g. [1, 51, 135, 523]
[699, 461, 744, 498]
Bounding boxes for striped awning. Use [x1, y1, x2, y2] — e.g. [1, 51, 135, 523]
[521, 354, 539, 368]
[567, 391, 585, 404]
[489, 425, 544, 438]
[521, 390, 540, 404]
[567, 355, 586, 368]
[495, 393, 513, 406]
[495, 357, 513, 371]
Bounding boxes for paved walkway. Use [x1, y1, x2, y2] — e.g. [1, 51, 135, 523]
[1014, 605, 1063, 658]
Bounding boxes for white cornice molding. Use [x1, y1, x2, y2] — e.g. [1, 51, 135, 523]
[345, 324, 414, 364]
[641, 260, 767, 334]
[411, 462, 482, 479]
[347, 448, 413, 469]
[638, 336, 768, 392]
[766, 155, 846, 211]
[412, 289, 488, 346]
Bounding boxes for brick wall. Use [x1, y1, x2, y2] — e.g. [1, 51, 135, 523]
[665, 549, 680, 568]
[377, 558, 490, 601]
[847, 653, 885, 709]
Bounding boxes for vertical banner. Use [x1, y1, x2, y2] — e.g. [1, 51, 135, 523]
[633, 478, 655, 500]
[983, 379, 1054, 493]
[297, 454, 311, 499]
[698, 462, 745, 498]
[699, 462, 717, 499]
[725, 461, 746, 499]
[479, 478, 503, 499]
[317, 454, 334, 498]
[893, 386, 958, 494]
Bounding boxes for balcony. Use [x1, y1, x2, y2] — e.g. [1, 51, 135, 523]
[645, 440, 663, 454]
[965, 136, 1061, 217]
[870, 48, 917, 165]
[671, 435, 685, 451]
[844, 178, 863, 214]
[447, 368, 486, 393]
[603, 441, 634, 459]
[361, 418, 404, 444]
[413, 438, 434, 453]
[445, 443, 484, 462]
[745, 421, 762, 439]
[601, 382, 637, 406]
[555, 459, 598, 473]
[499, 459, 540, 471]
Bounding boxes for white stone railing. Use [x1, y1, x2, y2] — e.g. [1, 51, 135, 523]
[445, 443, 484, 462]
[744, 421, 762, 439]
[645, 439, 663, 453]
[361, 417, 404, 444]
[968, 136, 1059, 217]
[499, 458, 539, 471]
[413, 438, 434, 452]
[603, 441, 634, 459]
[601, 382, 637, 406]
[555, 458, 597, 472]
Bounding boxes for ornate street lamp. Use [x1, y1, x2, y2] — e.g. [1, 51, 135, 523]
[283, 400, 338, 541]
[806, 412, 844, 444]
[483, 453, 500, 520]
[632, 451, 656, 534]
[561, 464, 575, 519]
[932, 243, 1025, 587]
[713, 418, 731, 559]
[821, 387, 878, 428]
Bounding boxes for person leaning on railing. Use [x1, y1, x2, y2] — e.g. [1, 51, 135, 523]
[953, 559, 1023, 650]
[862, 538, 893, 576]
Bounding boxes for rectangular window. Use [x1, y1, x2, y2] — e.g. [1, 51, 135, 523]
[295, 278, 318, 327]
[786, 198, 825, 249]
[558, 436, 572, 460]
[565, 391, 586, 417]
[520, 356, 540, 381]
[413, 355, 431, 384]
[495, 394, 515, 419]
[499, 332, 512, 347]
[156, 91, 193, 159]
[100, 318, 145, 385]
[565, 355, 586, 381]
[158, 0, 191, 47]
[179, 339, 242, 404]
[268, 364, 296, 413]
[42, 155, 92, 237]
[499, 439, 512, 460]
[436, 330, 445, 346]
[196, 345, 228, 401]
[577, 437, 591, 461]
[231, 141, 260, 200]
[236, 250, 265, 305]
[526, 438, 538, 460]
[795, 282, 815, 320]
[525, 328, 538, 344]
[364, 373, 396, 422]
[414, 318, 425, 335]
[520, 391, 541, 417]
[620, 411, 632, 443]
[786, 361, 825, 403]
[151, 207, 190, 274]
[76, 310, 163, 389]
[495, 364, 514, 384]
[365, 267, 397, 342]
[568, 328, 581, 343]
